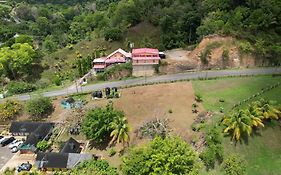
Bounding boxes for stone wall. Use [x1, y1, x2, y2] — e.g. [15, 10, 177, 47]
[133, 65, 155, 77]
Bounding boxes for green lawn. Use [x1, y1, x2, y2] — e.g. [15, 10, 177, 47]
[192, 75, 281, 175]
[192, 75, 281, 112]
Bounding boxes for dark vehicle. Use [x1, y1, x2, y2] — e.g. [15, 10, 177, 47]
[0, 136, 3, 139]
[1, 137, 15, 147]
[17, 162, 32, 172]
[159, 52, 166, 59]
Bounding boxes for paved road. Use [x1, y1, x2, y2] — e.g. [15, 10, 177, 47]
[0, 146, 14, 171]
[6, 67, 281, 101]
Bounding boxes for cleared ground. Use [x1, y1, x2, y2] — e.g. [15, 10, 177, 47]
[78, 82, 203, 167]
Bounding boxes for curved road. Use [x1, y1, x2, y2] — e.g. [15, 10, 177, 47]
[6, 67, 281, 101]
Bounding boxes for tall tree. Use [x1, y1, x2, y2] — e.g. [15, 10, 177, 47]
[122, 137, 202, 175]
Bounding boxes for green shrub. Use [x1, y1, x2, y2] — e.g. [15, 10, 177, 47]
[195, 94, 203, 102]
[36, 140, 50, 152]
[239, 41, 254, 53]
[168, 109, 173, 113]
[36, 78, 52, 89]
[200, 126, 224, 170]
[0, 100, 22, 122]
[108, 148, 116, 157]
[222, 154, 246, 175]
[26, 96, 53, 119]
[222, 48, 229, 61]
[200, 42, 222, 65]
[199, 146, 216, 170]
[6, 81, 37, 95]
[52, 76, 62, 86]
[104, 27, 123, 41]
[97, 63, 132, 81]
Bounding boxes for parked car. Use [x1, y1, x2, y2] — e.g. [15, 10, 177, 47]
[11, 146, 19, 153]
[1, 137, 15, 147]
[17, 162, 32, 172]
[8, 140, 23, 149]
[0, 136, 6, 143]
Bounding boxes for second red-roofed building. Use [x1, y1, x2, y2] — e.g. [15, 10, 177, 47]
[132, 48, 161, 76]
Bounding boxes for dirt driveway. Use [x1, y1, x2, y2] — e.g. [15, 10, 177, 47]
[161, 49, 199, 74]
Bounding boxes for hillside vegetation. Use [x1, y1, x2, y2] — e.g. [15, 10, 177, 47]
[0, 0, 280, 89]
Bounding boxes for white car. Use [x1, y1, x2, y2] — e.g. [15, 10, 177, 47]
[8, 140, 23, 149]
[0, 137, 6, 144]
[11, 146, 19, 153]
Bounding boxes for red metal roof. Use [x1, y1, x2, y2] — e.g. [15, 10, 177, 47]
[105, 57, 126, 63]
[132, 48, 159, 54]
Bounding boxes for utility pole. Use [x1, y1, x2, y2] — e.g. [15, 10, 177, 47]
[75, 80, 79, 93]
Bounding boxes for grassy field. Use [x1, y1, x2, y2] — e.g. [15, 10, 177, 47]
[192, 75, 281, 175]
[192, 75, 281, 112]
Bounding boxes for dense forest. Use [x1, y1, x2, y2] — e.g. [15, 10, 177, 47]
[0, 0, 280, 84]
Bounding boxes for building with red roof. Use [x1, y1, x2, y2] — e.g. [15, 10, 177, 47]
[93, 48, 131, 72]
[132, 48, 160, 76]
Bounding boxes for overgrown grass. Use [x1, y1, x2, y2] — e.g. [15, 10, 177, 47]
[192, 75, 281, 175]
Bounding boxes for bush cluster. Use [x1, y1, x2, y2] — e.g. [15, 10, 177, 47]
[25, 96, 53, 119]
[6, 81, 37, 95]
[0, 100, 22, 122]
[200, 126, 223, 170]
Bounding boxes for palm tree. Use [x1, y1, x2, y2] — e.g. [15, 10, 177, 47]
[246, 106, 265, 127]
[222, 110, 252, 141]
[253, 99, 281, 120]
[109, 117, 130, 147]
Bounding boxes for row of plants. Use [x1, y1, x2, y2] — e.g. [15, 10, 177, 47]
[232, 81, 281, 109]
[222, 98, 281, 141]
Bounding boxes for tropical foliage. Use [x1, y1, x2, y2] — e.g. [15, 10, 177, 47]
[109, 116, 130, 146]
[25, 96, 53, 119]
[64, 158, 118, 175]
[121, 137, 202, 175]
[0, 43, 37, 80]
[82, 103, 130, 145]
[0, 100, 22, 122]
[200, 126, 223, 170]
[222, 154, 246, 175]
[222, 99, 281, 141]
[36, 140, 50, 152]
[6, 81, 37, 95]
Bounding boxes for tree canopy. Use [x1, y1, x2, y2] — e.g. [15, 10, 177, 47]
[121, 136, 202, 175]
[0, 43, 36, 79]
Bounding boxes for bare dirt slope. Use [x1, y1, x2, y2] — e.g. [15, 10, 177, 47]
[188, 34, 256, 69]
[161, 35, 260, 74]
